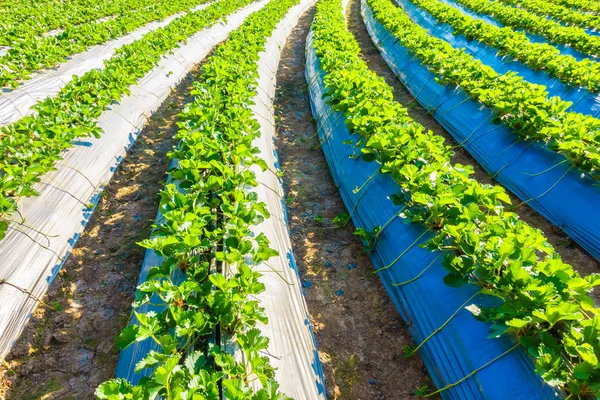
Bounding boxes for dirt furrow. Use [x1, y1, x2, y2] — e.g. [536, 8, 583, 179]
[273, 5, 437, 399]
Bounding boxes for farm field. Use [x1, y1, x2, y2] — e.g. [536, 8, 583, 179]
[0, 0, 598, 398]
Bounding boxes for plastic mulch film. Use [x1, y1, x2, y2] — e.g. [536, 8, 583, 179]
[393, 0, 600, 117]
[243, 0, 326, 396]
[0, 1, 268, 362]
[362, 0, 600, 261]
[0, 2, 211, 128]
[305, 25, 559, 400]
[116, 1, 327, 398]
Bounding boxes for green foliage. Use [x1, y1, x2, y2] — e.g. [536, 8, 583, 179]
[452, 0, 600, 57]
[501, 0, 600, 31]
[0, 0, 251, 242]
[0, 0, 161, 45]
[0, 0, 212, 87]
[312, 0, 600, 397]
[353, 226, 381, 252]
[366, 0, 600, 181]
[96, 0, 298, 398]
[545, 0, 600, 14]
[407, 0, 600, 92]
[332, 212, 350, 227]
[414, 385, 429, 396]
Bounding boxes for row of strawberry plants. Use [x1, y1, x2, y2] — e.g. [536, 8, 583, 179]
[314, 0, 600, 396]
[546, 0, 600, 15]
[96, 0, 299, 398]
[406, 0, 600, 91]
[369, 0, 600, 180]
[500, 0, 600, 32]
[0, 0, 155, 45]
[449, 0, 600, 58]
[0, 0, 254, 243]
[0, 0, 210, 88]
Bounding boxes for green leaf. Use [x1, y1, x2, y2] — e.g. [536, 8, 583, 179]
[116, 325, 139, 350]
[573, 362, 596, 380]
[95, 378, 145, 399]
[443, 273, 468, 288]
[576, 343, 599, 365]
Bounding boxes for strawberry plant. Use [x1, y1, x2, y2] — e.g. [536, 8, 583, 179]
[367, 0, 600, 182]
[0, 0, 199, 47]
[406, 0, 600, 92]
[500, 0, 600, 31]
[451, 0, 600, 57]
[544, 0, 600, 15]
[312, 0, 600, 396]
[0, 0, 148, 45]
[96, 0, 299, 398]
[0, 0, 211, 88]
[0, 0, 254, 243]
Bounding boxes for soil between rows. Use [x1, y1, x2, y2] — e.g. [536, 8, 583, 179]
[273, 5, 438, 399]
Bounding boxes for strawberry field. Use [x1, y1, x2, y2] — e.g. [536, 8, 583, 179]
[0, 0, 598, 399]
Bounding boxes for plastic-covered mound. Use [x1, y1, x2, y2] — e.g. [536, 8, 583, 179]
[393, 0, 600, 117]
[434, 0, 596, 58]
[305, 27, 558, 400]
[0, 4, 210, 128]
[362, 0, 600, 261]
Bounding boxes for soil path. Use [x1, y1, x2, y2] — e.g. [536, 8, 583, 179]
[0, 66, 204, 400]
[274, 6, 437, 399]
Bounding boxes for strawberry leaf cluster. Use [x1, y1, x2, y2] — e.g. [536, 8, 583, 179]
[500, 0, 600, 32]
[0, 0, 253, 242]
[406, 0, 600, 91]
[368, 0, 600, 180]
[452, 0, 600, 57]
[96, 0, 299, 398]
[0, 0, 211, 87]
[0, 0, 159, 45]
[545, 0, 600, 15]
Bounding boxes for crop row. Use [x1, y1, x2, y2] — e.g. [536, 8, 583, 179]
[546, 0, 600, 15]
[407, 0, 600, 91]
[0, 0, 210, 88]
[500, 0, 600, 31]
[0, 0, 157, 45]
[96, 0, 299, 398]
[409, 0, 600, 172]
[0, 0, 254, 243]
[314, 0, 600, 396]
[372, 0, 600, 180]
[450, 0, 600, 58]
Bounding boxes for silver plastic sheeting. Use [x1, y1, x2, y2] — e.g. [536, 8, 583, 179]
[0, 2, 211, 128]
[0, 1, 268, 361]
[245, 0, 326, 397]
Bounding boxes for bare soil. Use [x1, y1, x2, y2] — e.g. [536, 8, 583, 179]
[0, 66, 203, 400]
[274, 6, 437, 400]
[346, 0, 599, 303]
